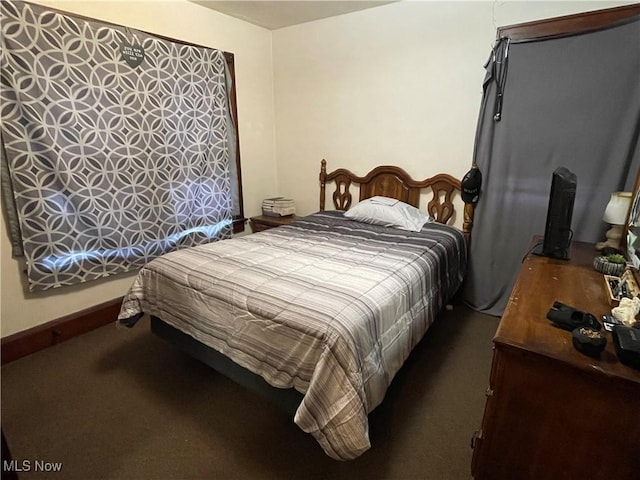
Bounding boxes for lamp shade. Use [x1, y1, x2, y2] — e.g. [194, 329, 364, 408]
[603, 191, 632, 225]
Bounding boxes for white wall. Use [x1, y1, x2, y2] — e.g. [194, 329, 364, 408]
[272, 0, 634, 217]
[0, 0, 277, 336]
[1, 0, 632, 337]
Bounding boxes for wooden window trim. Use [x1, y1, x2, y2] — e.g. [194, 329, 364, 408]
[497, 3, 640, 42]
[223, 53, 247, 234]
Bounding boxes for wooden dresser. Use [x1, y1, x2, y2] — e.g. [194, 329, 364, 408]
[471, 240, 640, 480]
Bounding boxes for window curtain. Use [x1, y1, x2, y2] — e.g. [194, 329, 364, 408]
[465, 16, 640, 316]
[1, 0, 235, 291]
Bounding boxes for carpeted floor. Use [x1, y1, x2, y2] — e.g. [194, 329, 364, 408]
[1, 305, 498, 480]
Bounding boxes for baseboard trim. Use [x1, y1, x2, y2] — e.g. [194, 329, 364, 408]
[1, 297, 123, 365]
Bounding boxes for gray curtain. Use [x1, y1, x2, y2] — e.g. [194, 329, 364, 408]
[465, 18, 640, 316]
[1, 1, 234, 291]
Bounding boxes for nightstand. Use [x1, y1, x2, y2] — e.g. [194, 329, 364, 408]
[249, 215, 297, 233]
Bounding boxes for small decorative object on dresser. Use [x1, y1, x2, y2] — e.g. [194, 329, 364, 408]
[593, 253, 627, 276]
[249, 214, 297, 233]
[571, 326, 607, 357]
[603, 267, 640, 307]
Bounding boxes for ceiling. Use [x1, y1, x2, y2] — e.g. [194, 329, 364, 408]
[190, 1, 397, 30]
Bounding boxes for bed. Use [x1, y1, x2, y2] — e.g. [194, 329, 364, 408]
[118, 160, 476, 460]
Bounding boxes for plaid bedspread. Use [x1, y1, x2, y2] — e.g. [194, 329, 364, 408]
[118, 211, 466, 460]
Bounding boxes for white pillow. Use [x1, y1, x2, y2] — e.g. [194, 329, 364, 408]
[343, 196, 433, 232]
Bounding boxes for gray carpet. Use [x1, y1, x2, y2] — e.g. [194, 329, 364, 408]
[1, 305, 498, 480]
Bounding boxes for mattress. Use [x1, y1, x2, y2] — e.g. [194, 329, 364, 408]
[118, 211, 467, 460]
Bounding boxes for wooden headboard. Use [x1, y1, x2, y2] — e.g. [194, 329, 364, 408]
[318, 159, 476, 244]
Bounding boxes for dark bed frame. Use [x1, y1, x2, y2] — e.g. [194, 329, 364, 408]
[152, 160, 476, 416]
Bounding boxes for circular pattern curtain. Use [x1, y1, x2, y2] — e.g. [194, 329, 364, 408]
[1, 0, 234, 291]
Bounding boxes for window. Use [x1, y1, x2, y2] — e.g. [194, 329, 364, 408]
[0, 0, 245, 291]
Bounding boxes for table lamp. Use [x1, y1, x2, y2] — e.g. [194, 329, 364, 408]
[596, 191, 632, 251]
